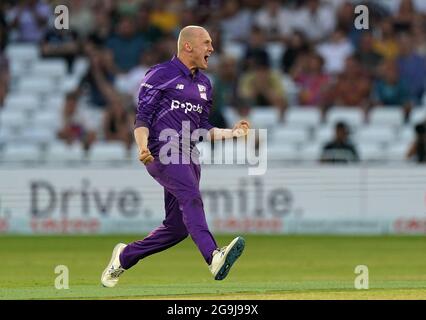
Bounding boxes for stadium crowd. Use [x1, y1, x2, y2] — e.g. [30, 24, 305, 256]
[0, 0, 425, 163]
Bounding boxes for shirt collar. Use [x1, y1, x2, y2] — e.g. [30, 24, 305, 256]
[171, 55, 199, 79]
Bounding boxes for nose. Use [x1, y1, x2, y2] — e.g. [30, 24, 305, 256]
[209, 44, 214, 53]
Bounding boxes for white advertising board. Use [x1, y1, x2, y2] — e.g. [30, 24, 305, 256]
[0, 166, 425, 234]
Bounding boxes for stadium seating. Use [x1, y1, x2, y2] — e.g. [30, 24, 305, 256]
[3, 93, 40, 113]
[5, 43, 39, 64]
[18, 77, 57, 96]
[248, 108, 280, 128]
[267, 143, 300, 162]
[31, 59, 67, 79]
[286, 107, 322, 127]
[410, 107, 426, 125]
[326, 107, 365, 128]
[1, 144, 41, 164]
[299, 143, 323, 162]
[314, 124, 336, 145]
[31, 111, 62, 130]
[387, 143, 409, 162]
[369, 107, 404, 127]
[273, 126, 310, 146]
[356, 125, 395, 145]
[87, 142, 129, 164]
[0, 110, 25, 130]
[45, 142, 85, 164]
[358, 143, 385, 161]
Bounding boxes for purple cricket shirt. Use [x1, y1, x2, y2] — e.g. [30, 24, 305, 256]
[134, 55, 215, 158]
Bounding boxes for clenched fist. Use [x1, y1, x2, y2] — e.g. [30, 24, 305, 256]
[139, 147, 154, 165]
[232, 120, 250, 137]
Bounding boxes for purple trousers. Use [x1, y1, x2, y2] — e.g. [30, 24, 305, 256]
[119, 160, 218, 269]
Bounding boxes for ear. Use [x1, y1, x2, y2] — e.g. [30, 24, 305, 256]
[184, 42, 192, 52]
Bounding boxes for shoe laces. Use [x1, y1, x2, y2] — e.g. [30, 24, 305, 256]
[213, 246, 227, 257]
[109, 266, 124, 278]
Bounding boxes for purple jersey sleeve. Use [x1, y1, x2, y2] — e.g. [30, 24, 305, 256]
[134, 67, 168, 130]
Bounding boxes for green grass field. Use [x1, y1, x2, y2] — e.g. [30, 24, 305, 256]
[0, 235, 425, 300]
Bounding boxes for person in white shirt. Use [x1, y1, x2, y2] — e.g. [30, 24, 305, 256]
[293, 0, 336, 43]
[254, 0, 296, 42]
[316, 28, 354, 75]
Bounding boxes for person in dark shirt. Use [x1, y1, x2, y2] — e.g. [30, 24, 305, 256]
[406, 123, 426, 163]
[41, 28, 79, 72]
[321, 121, 359, 163]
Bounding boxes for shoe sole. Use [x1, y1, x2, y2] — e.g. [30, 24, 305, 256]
[101, 243, 126, 288]
[214, 237, 245, 281]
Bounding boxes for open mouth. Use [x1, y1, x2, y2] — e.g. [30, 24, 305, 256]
[204, 55, 209, 63]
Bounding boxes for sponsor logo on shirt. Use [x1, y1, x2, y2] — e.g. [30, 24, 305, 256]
[170, 100, 203, 114]
[176, 84, 185, 90]
[141, 82, 153, 89]
[197, 84, 208, 100]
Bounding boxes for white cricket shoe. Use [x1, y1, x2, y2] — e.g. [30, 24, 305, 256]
[101, 243, 127, 288]
[209, 236, 245, 280]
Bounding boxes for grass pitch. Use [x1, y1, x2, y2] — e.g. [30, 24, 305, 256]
[0, 235, 425, 300]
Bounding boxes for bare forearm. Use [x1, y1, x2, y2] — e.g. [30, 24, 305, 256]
[208, 124, 249, 141]
[208, 128, 234, 141]
[134, 127, 149, 151]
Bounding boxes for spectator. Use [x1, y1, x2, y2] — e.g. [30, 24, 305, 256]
[150, 1, 180, 34]
[81, 40, 115, 108]
[281, 31, 310, 74]
[220, 0, 253, 43]
[238, 53, 287, 121]
[115, 48, 158, 106]
[293, 52, 331, 107]
[102, 95, 133, 150]
[406, 123, 426, 163]
[86, 7, 113, 47]
[396, 33, 426, 104]
[116, 0, 141, 17]
[68, 0, 95, 38]
[321, 121, 359, 163]
[243, 26, 271, 71]
[372, 60, 412, 122]
[210, 56, 240, 128]
[316, 28, 354, 75]
[373, 19, 400, 61]
[57, 91, 97, 152]
[136, 3, 163, 48]
[412, 15, 426, 56]
[323, 56, 372, 112]
[105, 15, 146, 75]
[293, 0, 336, 43]
[40, 27, 79, 72]
[0, 24, 9, 108]
[254, 0, 295, 42]
[355, 32, 383, 75]
[6, 0, 51, 43]
[393, 0, 417, 33]
[335, 1, 362, 47]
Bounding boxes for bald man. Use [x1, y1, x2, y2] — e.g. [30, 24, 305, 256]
[101, 26, 249, 287]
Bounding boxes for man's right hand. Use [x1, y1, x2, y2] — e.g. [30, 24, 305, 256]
[139, 147, 154, 165]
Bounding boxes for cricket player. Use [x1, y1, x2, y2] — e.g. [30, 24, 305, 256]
[101, 26, 249, 287]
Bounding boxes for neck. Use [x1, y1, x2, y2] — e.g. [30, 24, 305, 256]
[177, 54, 197, 75]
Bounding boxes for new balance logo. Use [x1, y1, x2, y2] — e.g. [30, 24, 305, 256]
[176, 84, 184, 90]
